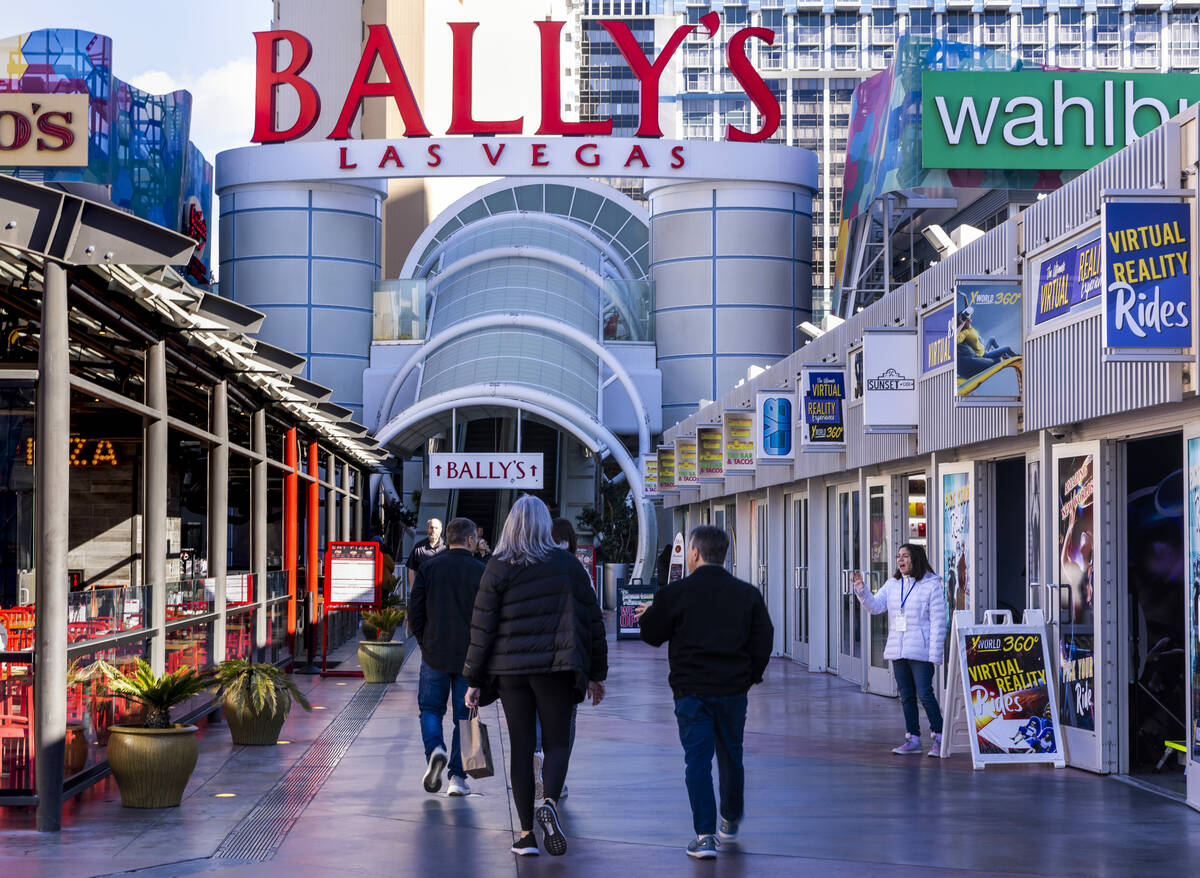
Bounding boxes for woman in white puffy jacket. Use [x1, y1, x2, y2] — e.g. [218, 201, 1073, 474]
[852, 543, 947, 757]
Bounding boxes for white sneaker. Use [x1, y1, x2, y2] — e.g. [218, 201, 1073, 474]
[533, 750, 544, 801]
[423, 746, 447, 792]
[447, 776, 471, 796]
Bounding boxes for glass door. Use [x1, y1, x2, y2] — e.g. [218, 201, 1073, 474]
[837, 486, 863, 683]
[1053, 441, 1107, 773]
[865, 479, 894, 694]
[787, 493, 810, 664]
[1182, 428, 1200, 810]
[753, 499, 769, 604]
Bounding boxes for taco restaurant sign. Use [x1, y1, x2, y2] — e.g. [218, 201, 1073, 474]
[922, 71, 1200, 170]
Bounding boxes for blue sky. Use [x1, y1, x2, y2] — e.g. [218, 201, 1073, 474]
[6, 1, 273, 163]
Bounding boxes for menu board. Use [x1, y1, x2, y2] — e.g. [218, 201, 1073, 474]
[675, 437, 699, 487]
[723, 411, 755, 473]
[656, 445, 677, 491]
[697, 425, 723, 481]
[617, 582, 658, 640]
[954, 618, 1064, 766]
[643, 454, 658, 498]
[323, 541, 381, 608]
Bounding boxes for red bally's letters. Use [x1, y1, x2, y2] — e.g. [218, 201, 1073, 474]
[252, 12, 780, 146]
[433, 458, 538, 481]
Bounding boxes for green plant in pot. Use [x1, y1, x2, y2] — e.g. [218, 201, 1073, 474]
[358, 606, 406, 683]
[101, 659, 213, 808]
[211, 660, 312, 746]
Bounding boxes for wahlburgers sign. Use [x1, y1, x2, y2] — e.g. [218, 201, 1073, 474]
[922, 71, 1200, 170]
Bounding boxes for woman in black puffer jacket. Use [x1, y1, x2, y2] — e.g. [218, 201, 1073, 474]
[463, 494, 607, 858]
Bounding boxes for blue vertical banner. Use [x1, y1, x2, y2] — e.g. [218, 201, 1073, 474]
[954, 279, 1023, 405]
[1102, 200, 1193, 359]
[922, 303, 954, 373]
[800, 367, 846, 451]
[755, 389, 795, 464]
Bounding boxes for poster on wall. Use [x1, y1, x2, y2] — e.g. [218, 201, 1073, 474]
[657, 445, 677, 493]
[800, 366, 846, 451]
[863, 328, 919, 433]
[942, 470, 972, 614]
[954, 278, 1023, 405]
[675, 437, 699, 487]
[1058, 454, 1096, 731]
[956, 622, 1064, 765]
[1102, 200, 1192, 361]
[755, 389, 795, 464]
[849, 347, 864, 401]
[723, 410, 755, 474]
[1188, 438, 1200, 763]
[697, 425, 724, 482]
[922, 303, 954, 373]
[1033, 235, 1102, 326]
[642, 454, 658, 499]
[1028, 460, 1042, 591]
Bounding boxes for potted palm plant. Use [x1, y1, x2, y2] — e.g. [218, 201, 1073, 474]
[358, 606, 406, 683]
[211, 660, 312, 746]
[101, 659, 212, 808]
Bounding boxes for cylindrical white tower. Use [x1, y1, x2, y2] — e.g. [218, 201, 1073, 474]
[646, 179, 815, 425]
[217, 176, 385, 421]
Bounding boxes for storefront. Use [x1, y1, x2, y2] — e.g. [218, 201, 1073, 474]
[0, 176, 384, 828]
[661, 105, 1200, 808]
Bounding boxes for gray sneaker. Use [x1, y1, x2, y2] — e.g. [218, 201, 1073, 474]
[717, 817, 739, 844]
[687, 835, 719, 859]
[928, 732, 943, 758]
[892, 734, 923, 755]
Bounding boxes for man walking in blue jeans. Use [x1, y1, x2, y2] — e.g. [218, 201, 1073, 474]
[636, 525, 774, 859]
[408, 517, 485, 797]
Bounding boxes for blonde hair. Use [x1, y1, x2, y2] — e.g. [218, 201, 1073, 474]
[493, 495, 559, 566]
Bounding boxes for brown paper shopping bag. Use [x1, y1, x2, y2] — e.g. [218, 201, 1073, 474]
[459, 707, 494, 779]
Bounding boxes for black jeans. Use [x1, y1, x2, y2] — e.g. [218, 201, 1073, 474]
[893, 659, 943, 736]
[498, 672, 575, 832]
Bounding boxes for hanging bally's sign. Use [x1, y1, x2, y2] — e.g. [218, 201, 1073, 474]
[429, 453, 543, 489]
[675, 437, 699, 488]
[642, 454, 659, 499]
[1102, 198, 1192, 362]
[696, 424, 724, 482]
[754, 389, 795, 464]
[862, 328, 919, 433]
[800, 366, 846, 451]
[723, 410, 755, 474]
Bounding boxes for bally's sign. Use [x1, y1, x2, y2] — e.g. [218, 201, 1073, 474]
[253, 14, 780, 146]
[0, 93, 89, 167]
[428, 452, 544, 489]
[922, 71, 1200, 171]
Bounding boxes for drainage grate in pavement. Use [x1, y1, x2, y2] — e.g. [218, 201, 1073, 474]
[212, 683, 388, 862]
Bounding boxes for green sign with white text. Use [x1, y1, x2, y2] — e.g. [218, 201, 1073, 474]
[922, 71, 1200, 170]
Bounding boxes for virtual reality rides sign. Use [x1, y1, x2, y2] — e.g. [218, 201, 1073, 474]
[251, 14, 782, 153]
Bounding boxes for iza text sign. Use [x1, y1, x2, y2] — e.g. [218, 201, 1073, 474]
[428, 453, 544, 489]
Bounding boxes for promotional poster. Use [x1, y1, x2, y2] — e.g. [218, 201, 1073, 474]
[1028, 460, 1041, 588]
[1058, 454, 1096, 730]
[862, 329, 919, 432]
[922, 303, 953, 373]
[942, 470, 972, 613]
[642, 454, 658, 498]
[1102, 200, 1192, 357]
[724, 412, 755, 472]
[755, 390, 796, 463]
[962, 630, 1058, 756]
[1189, 438, 1200, 762]
[656, 445, 676, 492]
[675, 437, 699, 486]
[1034, 236, 1102, 325]
[697, 425, 724, 481]
[954, 280, 1022, 404]
[800, 368, 846, 450]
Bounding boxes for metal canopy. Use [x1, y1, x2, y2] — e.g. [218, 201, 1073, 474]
[250, 340, 306, 375]
[287, 375, 333, 402]
[192, 291, 265, 335]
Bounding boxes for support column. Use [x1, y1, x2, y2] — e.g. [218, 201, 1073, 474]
[252, 409, 267, 659]
[210, 382, 228, 663]
[341, 461, 351, 543]
[308, 441, 319, 625]
[285, 427, 298, 655]
[34, 261, 69, 832]
[326, 451, 338, 544]
[145, 341, 168, 674]
[353, 467, 364, 540]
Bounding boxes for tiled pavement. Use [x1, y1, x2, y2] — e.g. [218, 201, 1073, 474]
[3, 623, 1200, 877]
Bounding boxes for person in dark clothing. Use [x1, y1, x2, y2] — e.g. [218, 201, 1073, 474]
[406, 518, 445, 592]
[655, 541, 673, 585]
[636, 525, 774, 861]
[408, 517, 485, 797]
[463, 495, 607, 858]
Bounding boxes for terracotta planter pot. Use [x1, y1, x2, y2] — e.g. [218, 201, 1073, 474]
[222, 699, 288, 746]
[357, 640, 405, 683]
[106, 724, 199, 808]
[65, 723, 88, 777]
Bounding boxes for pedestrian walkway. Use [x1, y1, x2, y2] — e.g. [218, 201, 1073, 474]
[3, 624, 1200, 877]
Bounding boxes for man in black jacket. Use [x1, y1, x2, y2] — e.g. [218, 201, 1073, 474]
[636, 525, 774, 860]
[409, 517, 484, 797]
